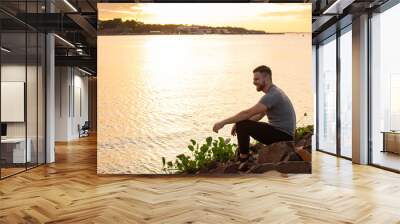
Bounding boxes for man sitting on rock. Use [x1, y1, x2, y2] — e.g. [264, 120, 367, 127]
[212, 65, 296, 163]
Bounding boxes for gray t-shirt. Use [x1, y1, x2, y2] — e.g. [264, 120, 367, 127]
[258, 84, 296, 137]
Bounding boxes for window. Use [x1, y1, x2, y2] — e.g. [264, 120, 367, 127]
[370, 2, 400, 171]
[317, 35, 337, 154]
[339, 27, 352, 158]
[0, 2, 46, 179]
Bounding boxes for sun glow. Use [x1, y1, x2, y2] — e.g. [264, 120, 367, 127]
[98, 3, 311, 33]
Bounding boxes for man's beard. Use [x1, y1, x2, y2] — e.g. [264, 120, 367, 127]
[256, 82, 265, 91]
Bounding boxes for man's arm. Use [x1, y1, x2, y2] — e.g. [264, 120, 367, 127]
[213, 103, 267, 133]
[249, 112, 265, 121]
[230, 112, 265, 136]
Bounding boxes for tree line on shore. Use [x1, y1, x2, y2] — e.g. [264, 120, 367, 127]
[98, 19, 267, 35]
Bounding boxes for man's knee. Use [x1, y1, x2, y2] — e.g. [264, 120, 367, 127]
[236, 120, 253, 133]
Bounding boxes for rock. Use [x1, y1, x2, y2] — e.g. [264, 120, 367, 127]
[257, 141, 295, 164]
[224, 162, 240, 174]
[208, 164, 225, 174]
[295, 148, 312, 162]
[197, 161, 219, 174]
[295, 133, 312, 153]
[247, 163, 276, 174]
[249, 143, 265, 154]
[286, 152, 303, 162]
[207, 162, 240, 174]
[238, 161, 251, 172]
[198, 140, 311, 175]
[207, 161, 219, 170]
[276, 161, 311, 173]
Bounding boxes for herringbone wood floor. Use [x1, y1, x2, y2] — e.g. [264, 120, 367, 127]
[1, 135, 400, 224]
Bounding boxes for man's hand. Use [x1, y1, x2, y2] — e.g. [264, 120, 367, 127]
[213, 121, 225, 133]
[231, 124, 237, 136]
[212, 103, 266, 133]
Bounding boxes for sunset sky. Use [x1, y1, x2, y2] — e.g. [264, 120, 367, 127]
[98, 3, 311, 33]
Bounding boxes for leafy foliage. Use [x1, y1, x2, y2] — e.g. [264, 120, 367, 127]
[294, 112, 314, 141]
[295, 125, 314, 141]
[162, 137, 237, 174]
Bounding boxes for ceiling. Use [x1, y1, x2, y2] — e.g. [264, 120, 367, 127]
[311, 0, 390, 43]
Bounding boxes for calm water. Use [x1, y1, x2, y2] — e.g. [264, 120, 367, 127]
[98, 34, 312, 174]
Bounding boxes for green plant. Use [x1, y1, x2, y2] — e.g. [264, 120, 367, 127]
[295, 125, 314, 141]
[294, 112, 313, 141]
[162, 137, 237, 174]
[296, 112, 309, 126]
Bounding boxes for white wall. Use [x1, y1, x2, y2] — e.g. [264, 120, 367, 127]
[1, 82, 25, 122]
[1, 65, 26, 140]
[1, 63, 46, 164]
[1, 65, 36, 138]
[55, 67, 89, 141]
[55, 66, 70, 141]
[72, 73, 89, 138]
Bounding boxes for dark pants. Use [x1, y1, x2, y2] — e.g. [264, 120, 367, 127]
[236, 120, 293, 154]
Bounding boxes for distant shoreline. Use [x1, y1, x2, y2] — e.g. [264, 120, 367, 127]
[98, 19, 311, 37]
[97, 33, 293, 36]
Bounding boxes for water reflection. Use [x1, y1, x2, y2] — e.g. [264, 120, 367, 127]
[98, 34, 312, 174]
